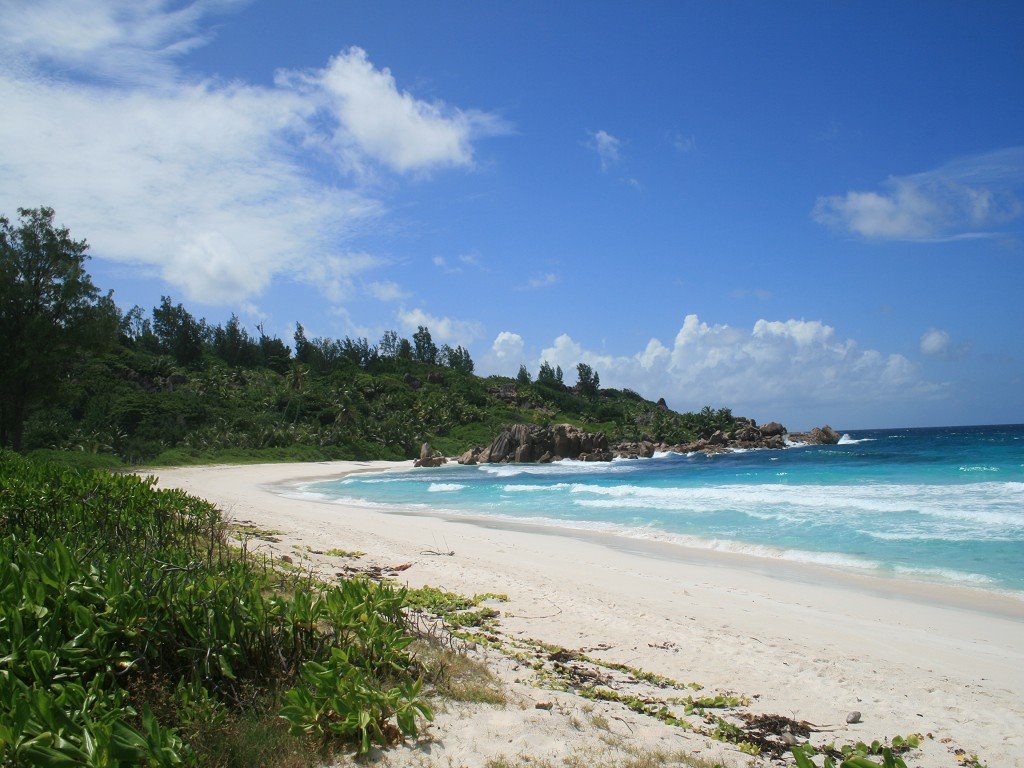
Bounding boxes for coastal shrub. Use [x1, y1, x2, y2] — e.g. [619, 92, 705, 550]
[0, 451, 431, 766]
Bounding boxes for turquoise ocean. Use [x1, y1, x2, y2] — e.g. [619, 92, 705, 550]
[298, 424, 1024, 597]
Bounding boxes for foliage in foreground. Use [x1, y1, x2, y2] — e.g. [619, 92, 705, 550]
[0, 452, 431, 767]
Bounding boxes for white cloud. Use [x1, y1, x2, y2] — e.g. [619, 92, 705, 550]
[0, 0, 234, 84]
[297, 46, 509, 175]
[492, 331, 525, 361]
[397, 308, 484, 347]
[587, 129, 621, 171]
[432, 252, 482, 274]
[366, 280, 409, 302]
[671, 132, 696, 154]
[813, 147, 1024, 241]
[478, 330, 527, 377]
[524, 273, 560, 290]
[920, 328, 950, 357]
[0, 5, 505, 305]
[533, 314, 942, 423]
[919, 327, 969, 360]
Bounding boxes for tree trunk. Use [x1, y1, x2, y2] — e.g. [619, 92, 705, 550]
[0, 398, 26, 450]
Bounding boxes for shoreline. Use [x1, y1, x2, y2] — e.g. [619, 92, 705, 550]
[151, 459, 1024, 767]
[280, 463, 1024, 622]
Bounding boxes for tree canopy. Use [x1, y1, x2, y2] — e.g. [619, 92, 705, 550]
[0, 207, 117, 449]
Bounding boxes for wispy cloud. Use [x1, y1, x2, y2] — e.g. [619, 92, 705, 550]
[0, 0, 241, 84]
[587, 129, 621, 171]
[432, 253, 482, 274]
[521, 272, 559, 290]
[812, 147, 1024, 242]
[366, 280, 409, 302]
[0, 4, 508, 305]
[670, 132, 696, 154]
[730, 288, 772, 301]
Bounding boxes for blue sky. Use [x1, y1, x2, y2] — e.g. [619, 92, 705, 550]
[1, 1, 1022, 429]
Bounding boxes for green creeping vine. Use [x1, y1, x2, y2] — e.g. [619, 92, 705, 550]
[0, 451, 432, 766]
[792, 744, 909, 768]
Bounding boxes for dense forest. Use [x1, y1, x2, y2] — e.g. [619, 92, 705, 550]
[1, 207, 740, 466]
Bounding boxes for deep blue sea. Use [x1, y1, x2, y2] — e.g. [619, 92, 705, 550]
[299, 425, 1024, 596]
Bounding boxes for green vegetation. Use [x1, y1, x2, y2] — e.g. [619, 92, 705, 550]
[2, 207, 745, 465]
[0, 451, 434, 766]
[792, 744, 910, 768]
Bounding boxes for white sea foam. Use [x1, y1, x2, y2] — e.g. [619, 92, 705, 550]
[476, 460, 637, 478]
[559, 481, 1024, 533]
[859, 527, 1016, 543]
[427, 483, 465, 492]
[277, 479, 1022, 594]
[892, 565, 996, 586]
[837, 434, 876, 444]
[959, 466, 999, 472]
[501, 483, 571, 493]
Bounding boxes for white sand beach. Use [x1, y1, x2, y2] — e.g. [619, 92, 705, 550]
[151, 461, 1024, 768]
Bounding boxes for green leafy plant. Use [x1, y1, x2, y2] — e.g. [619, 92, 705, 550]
[0, 452, 433, 765]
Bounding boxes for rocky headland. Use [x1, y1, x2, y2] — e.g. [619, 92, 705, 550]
[414, 420, 842, 467]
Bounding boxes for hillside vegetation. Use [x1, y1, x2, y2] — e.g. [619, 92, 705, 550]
[3, 208, 740, 466]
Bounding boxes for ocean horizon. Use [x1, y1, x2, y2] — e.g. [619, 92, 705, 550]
[296, 423, 1024, 598]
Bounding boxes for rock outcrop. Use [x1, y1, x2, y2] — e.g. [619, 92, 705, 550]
[458, 423, 612, 465]
[414, 441, 447, 467]
[451, 421, 840, 465]
[787, 425, 841, 445]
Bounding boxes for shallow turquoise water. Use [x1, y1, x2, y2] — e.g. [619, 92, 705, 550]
[300, 425, 1024, 595]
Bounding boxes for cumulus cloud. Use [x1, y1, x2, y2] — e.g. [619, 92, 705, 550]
[476, 330, 527, 377]
[396, 308, 484, 347]
[297, 47, 509, 175]
[920, 328, 950, 357]
[813, 147, 1024, 241]
[0, 3, 505, 305]
[492, 331, 525, 361]
[919, 327, 970, 360]
[532, 314, 942, 422]
[587, 129, 621, 171]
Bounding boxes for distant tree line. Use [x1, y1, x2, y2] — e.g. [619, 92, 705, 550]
[122, 297, 474, 378]
[1, 206, 742, 462]
[0, 207, 474, 451]
[517, 360, 600, 397]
